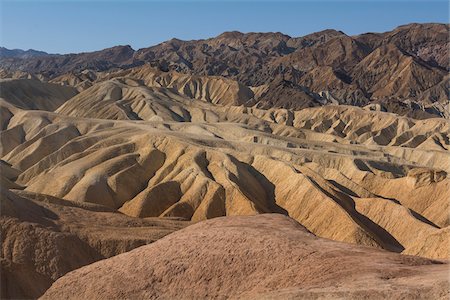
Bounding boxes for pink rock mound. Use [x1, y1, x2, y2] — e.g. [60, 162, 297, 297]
[42, 214, 449, 299]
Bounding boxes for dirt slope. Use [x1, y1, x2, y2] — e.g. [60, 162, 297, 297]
[0, 188, 188, 299]
[41, 214, 449, 300]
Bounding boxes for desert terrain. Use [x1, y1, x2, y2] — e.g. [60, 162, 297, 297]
[1, 23, 449, 299]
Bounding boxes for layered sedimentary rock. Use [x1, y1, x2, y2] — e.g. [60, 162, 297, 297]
[2, 79, 448, 263]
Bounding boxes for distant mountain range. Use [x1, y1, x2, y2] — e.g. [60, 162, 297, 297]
[1, 23, 448, 118]
[0, 47, 50, 59]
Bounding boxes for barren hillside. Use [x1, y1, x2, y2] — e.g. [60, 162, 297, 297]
[1, 22, 449, 300]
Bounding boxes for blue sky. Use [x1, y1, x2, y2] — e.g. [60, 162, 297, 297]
[0, 0, 448, 54]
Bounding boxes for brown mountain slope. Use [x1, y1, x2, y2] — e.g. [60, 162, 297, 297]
[275, 34, 371, 73]
[0, 45, 135, 78]
[297, 65, 369, 105]
[286, 29, 346, 48]
[1, 23, 448, 117]
[133, 31, 295, 86]
[356, 23, 449, 70]
[251, 78, 324, 109]
[0, 47, 49, 59]
[41, 214, 449, 300]
[351, 44, 445, 99]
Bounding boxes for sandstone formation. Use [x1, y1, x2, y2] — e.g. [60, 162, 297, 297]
[1, 79, 448, 263]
